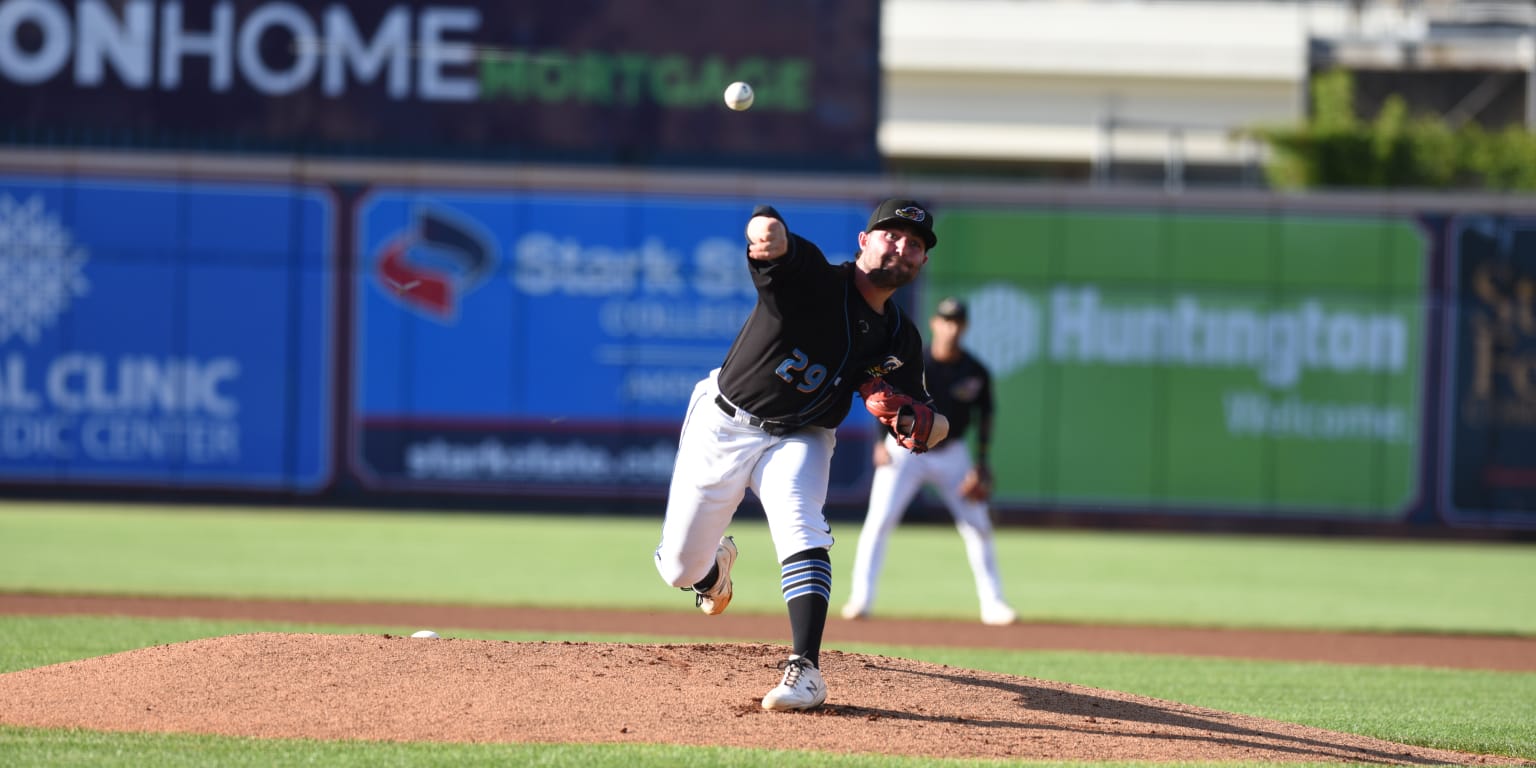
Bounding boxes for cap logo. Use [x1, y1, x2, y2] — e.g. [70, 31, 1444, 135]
[894, 206, 927, 223]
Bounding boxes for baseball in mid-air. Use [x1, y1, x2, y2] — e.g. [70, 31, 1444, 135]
[410, 630, 440, 639]
[724, 81, 754, 111]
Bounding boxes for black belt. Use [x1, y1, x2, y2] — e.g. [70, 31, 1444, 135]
[714, 395, 800, 436]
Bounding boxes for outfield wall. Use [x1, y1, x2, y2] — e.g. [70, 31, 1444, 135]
[0, 152, 1531, 534]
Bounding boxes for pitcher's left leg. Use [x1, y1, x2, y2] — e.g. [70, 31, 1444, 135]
[753, 428, 835, 710]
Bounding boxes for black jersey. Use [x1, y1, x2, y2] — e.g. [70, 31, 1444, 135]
[923, 348, 992, 443]
[716, 207, 930, 431]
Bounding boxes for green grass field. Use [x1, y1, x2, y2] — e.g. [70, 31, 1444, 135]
[0, 501, 1532, 767]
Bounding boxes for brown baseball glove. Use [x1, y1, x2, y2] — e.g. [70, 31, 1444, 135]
[958, 466, 993, 502]
[859, 379, 934, 453]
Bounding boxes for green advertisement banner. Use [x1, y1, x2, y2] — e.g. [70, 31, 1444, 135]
[926, 207, 1427, 519]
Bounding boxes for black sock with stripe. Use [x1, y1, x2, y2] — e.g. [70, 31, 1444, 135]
[692, 563, 719, 592]
[780, 548, 831, 668]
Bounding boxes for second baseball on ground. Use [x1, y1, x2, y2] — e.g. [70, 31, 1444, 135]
[724, 81, 754, 111]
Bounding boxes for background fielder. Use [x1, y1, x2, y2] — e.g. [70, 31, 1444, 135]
[842, 296, 1018, 626]
[653, 199, 949, 711]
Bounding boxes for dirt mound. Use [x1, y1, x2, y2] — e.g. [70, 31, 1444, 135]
[0, 633, 1523, 764]
[5, 593, 1532, 671]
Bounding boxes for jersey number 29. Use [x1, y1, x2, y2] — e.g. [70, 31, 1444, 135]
[775, 348, 827, 393]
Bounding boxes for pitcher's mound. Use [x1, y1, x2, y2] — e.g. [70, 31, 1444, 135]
[0, 633, 1521, 764]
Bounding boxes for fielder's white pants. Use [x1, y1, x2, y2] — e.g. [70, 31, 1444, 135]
[655, 371, 837, 588]
[845, 435, 1007, 611]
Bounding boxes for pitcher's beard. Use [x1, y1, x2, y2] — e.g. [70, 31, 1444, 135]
[867, 266, 916, 289]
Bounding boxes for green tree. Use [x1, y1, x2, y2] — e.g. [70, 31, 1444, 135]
[1253, 68, 1536, 191]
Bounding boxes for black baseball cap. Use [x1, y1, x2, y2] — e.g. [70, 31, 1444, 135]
[867, 198, 938, 249]
[935, 296, 967, 322]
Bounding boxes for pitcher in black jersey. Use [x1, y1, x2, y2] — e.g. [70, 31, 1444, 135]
[653, 199, 950, 710]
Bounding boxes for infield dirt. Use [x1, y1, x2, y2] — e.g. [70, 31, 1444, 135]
[0, 594, 1531, 764]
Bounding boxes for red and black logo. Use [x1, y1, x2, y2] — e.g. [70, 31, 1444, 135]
[373, 209, 495, 320]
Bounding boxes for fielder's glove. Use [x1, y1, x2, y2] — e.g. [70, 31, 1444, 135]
[859, 379, 934, 453]
[958, 466, 993, 502]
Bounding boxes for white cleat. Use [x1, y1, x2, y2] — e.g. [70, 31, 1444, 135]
[693, 536, 737, 616]
[981, 602, 1018, 626]
[761, 655, 826, 711]
[840, 602, 869, 621]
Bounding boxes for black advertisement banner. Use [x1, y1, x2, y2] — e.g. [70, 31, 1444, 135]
[1447, 216, 1536, 525]
[0, 0, 880, 170]
[353, 421, 877, 512]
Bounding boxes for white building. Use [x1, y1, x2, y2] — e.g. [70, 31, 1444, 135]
[881, 0, 1536, 186]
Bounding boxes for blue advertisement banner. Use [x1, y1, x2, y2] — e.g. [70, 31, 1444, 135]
[350, 188, 875, 499]
[1443, 215, 1536, 527]
[0, 0, 881, 171]
[0, 175, 334, 490]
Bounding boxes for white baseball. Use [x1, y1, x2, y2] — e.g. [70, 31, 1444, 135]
[724, 81, 754, 111]
[410, 630, 440, 639]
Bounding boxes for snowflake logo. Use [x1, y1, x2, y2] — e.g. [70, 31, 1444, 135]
[965, 283, 1040, 378]
[0, 194, 90, 345]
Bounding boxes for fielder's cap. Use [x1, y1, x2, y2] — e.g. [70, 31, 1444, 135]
[935, 296, 968, 322]
[867, 198, 938, 249]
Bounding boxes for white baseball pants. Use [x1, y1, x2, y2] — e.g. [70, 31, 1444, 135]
[655, 370, 837, 588]
[845, 435, 1007, 611]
